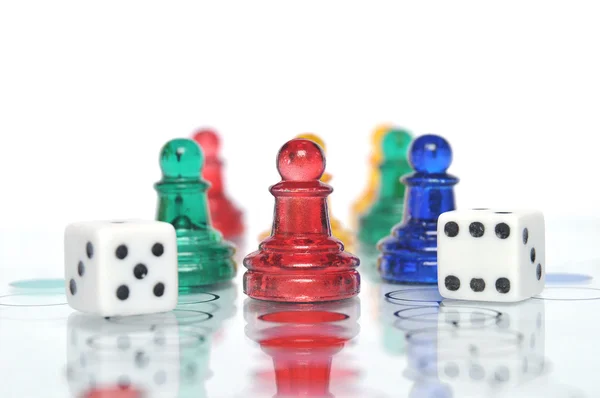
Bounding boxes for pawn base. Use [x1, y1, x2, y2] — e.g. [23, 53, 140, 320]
[243, 270, 360, 303]
[377, 219, 439, 284]
[176, 233, 237, 291]
[178, 260, 236, 291]
[377, 251, 438, 284]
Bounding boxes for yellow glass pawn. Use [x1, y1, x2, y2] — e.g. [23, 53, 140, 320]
[258, 133, 354, 250]
[349, 124, 393, 229]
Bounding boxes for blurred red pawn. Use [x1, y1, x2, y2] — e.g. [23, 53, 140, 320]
[83, 386, 142, 398]
[192, 128, 244, 239]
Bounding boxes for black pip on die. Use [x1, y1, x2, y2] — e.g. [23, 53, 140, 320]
[437, 209, 545, 302]
[64, 220, 178, 316]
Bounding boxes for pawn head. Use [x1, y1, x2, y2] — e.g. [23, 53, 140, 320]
[296, 133, 327, 153]
[159, 138, 204, 179]
[382, 128, 413, 162]
[277, 138, 326, 181]
[192, 128, 220, 158]
[409, 134, 452, 173]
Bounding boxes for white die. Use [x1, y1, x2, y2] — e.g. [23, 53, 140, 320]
[66, 312, 181, 397]
[437, 209, 545, 302]
[64, 220, 178, 316]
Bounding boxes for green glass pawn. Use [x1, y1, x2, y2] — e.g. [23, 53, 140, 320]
[357, 128, 413, 246]
[154, 138, 236, 291]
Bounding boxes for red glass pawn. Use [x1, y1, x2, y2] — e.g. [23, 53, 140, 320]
[192, 128, 244, 239]
[243, 138, 360, 302]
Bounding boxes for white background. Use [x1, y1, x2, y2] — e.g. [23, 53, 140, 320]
[1, 4, 600, 396]
[1, 1, 600, 277]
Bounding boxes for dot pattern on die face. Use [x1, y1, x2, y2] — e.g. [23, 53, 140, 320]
[444, 222, 459, 237]
[495, 278, 511, 294]
[530, 248, 536, 263]
[153, 283, 165, 297]
[86, 242, 94, 259]
[133, 264, 148, 280]
[495, 223, 510, 239]
[152, 243, 164, 257]
[470, 278, 486, 292]
[116, 285, 130, 300]
[469, 222, 485, 238]
[523, 228, 529, 244]
[445, 220, 519, 240]
[445, 275, 460, 291]
[537, 264, 542, 280]
[115, 245, 128, 260]
[77, 261, 85, 277]
[69, 279, 77, 295]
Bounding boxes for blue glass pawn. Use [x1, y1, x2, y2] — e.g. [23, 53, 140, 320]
[377, 134, 458, 284]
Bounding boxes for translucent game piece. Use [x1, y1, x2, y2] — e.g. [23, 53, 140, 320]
[358, 128, 413, 246]
[155, 138, 236, 290]
[258, 133, 353, 250]
[244, 138, 360, 302]
[192, 128, 244, 239]
[350, 124, 393, 228]
[377, 134, 458, 284]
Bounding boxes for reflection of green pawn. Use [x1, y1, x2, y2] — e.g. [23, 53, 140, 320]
[154, 138, 236, 291]
[176, 283, 237, 398]
[357, 129, 413, 246]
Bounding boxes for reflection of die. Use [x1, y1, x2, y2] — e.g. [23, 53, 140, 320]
[433, 328, 541, 392]
[64, 220, 178, 316]
[67, 312, 181, 398]
[437, 209, 545, 302]
[441, 299, 545, 361]
[433, 300, 546, 391]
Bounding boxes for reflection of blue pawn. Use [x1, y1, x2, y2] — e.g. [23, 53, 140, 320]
[377, 135, 458, 284]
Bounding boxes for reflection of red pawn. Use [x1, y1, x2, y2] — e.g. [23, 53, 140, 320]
[243, 138, 360, 302]
[244, 299, 360, 398]
[84, 387, 142, 398]
[192, 128, 244, 239]
[260, 320, 349, 397]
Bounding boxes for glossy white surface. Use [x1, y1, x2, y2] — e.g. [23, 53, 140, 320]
[0, 217, 598, 397]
